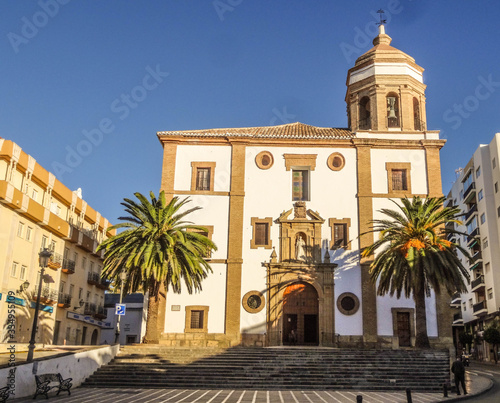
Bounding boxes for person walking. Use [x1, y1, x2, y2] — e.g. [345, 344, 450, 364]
[451, 356, 468, 396]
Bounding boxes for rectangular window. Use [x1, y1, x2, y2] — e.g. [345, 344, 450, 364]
[17, 222, 24, 237]
[50, 240, 56, 251]
[255, 223, 269, 246]
[466, 217, 478, 234]
[79, 288, 83, 300]
[481, 213, 486, 224]
[334, 223, 347, 247]
[82, 257, 87, 270]
[496, 182, 499, 193]
[86, 291, 91, 302]
[469, 298, 473, 309]
[250, 218, 272, 249]
[493, 158, 496, 169]
[488, 288, 493, 300]
[483, 237, 488, 248]
[391, 169, 408, 191]
[463, 173, 473, 191]
[32, 188, 38, 202]
[478, 189, 484, 201]
[498, 206, 500, 218]
[292, 169, 309, 201]
[26, 226, 32, 241]
[476, 166, 481, 178]
[41, 235, 48, 249]
[69, 284, 74, 297]
[195, 168, 211, 191]
[11, 262, 18, 277]
[20, 265, 27, 280]
[486, 262, 491, 273]
[463, 302, 466, 311]
[90, 261, 94, 273]
[190, 310, 204, 329]
[460, 190, 464, 200]
[59, 281, 65, 293]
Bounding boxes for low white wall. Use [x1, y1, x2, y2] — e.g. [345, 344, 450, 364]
[0, 344, 119, 399]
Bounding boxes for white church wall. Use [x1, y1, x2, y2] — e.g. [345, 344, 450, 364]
[164, 263, 227, 333]
[370, 148, 428, 195]
[174, 144, 232, 192]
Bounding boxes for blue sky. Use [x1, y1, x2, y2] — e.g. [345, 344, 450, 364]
[1, 0, 500, 224]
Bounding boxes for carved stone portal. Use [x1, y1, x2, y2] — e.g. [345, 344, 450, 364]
[263, 202, 337, 347]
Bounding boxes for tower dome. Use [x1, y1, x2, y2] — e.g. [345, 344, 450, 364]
[345, 25, 427, 133]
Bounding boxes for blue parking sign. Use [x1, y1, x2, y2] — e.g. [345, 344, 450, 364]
[115, 304, 126, 315]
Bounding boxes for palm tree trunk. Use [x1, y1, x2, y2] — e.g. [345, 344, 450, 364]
[143, 284, 160, 344]
[414, 286, 430, 349]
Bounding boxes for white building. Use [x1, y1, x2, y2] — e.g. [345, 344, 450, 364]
[155, 26, 452, 349]
[447, 132, 500, 361]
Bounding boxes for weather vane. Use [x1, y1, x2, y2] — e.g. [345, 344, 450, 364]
[376, 9, 387, 26]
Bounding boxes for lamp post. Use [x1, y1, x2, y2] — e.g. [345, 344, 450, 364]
[114, 271, 127, 344]
[27, 248, 53, 362]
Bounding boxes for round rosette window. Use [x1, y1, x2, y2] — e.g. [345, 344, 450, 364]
[255, 151, 274, 170]
[337, 292, 360, 315]
[242, 291, 265, 313]
[327, 152, 345, 171]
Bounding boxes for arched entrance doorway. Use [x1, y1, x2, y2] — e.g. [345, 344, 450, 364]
[283, 282, 319, 345]
[90, 329, 98, 345]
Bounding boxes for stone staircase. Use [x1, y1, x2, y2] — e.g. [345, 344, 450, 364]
[83, 346, 450, 391]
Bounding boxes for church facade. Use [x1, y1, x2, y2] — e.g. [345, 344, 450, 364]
[156, 26, 452, 349]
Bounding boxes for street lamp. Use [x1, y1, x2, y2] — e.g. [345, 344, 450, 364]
[27, 248, 53, 362]
[114, 271, 127, 344]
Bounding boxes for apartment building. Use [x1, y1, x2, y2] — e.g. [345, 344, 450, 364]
[447, 133, 500, 361]
[0, 138, 114, 346]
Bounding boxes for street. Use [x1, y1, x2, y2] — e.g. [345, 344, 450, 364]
[466, 362, 500, 402]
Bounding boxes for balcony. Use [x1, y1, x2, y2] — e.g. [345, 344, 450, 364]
[87, 272, 100, 286]
[33, 286, 58, 305]
[96, 278, 111, 290]
[469, 251, 483, 270]
[57, 293, 72, 308]
[94, 305, 107, 320]
[473, 300, 488, 316]
[84, 302, 97, 315]
[463, 181, 476, 204]
[464, 204, 478, 223]
[452, 312, 464, 326]
[61, 258, 76, 274]
[69, 225, 95, 253]
[467, 227, 480, 246]
[471, 275, 486, 292]
[47, 252, 63, 270]
[450, 292, 461, 307]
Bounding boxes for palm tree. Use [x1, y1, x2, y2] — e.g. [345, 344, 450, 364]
[97, 191, 216, 343]
[361, 196, 469, 348]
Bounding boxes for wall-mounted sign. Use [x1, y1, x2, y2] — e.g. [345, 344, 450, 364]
[66, 311, 111, 328]
[115, 304, 126, 316]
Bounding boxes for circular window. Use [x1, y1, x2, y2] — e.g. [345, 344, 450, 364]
[255, 151, 274, 170]
[242, 291, 265, 313]
[327, 152, 345, 171]
[337, 292, 360, 316]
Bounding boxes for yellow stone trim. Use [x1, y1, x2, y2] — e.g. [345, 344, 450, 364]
[327, 152, 346, 171]
[190, 161, 216, 192]
[255, 151, 274, 170]
[242, 291, 265, 314]
[250, 217, 273, 250]
[385, 162, 412, 196]
[283, 154, 317, 171]
[185, 305, 209, 333]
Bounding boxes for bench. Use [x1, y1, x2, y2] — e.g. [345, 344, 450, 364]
[0, 386, 11, 403]
[34, 374, 72, 399]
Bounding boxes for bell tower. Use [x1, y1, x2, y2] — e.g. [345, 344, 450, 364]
[345, 25, 427, 133]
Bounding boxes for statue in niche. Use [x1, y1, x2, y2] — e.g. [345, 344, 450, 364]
[295, 234, 306, 261]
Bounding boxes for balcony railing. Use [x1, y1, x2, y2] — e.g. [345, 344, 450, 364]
[47, 252, 63, 270]
[473, 300, 487, 315]
[452, 312, 463, 325]
[463, 181, 476, 203]
[471, 275, 485, 292]
[87, 272, 100, 286]
[57, 293, 72, 308]
[61, 258, 76, 274]
[84, 302, 97, 315]
[450, 292, 461, 307]
[94, 305, 107, 320]
[464, 204, 478, 222]
[33, 285, 58, 305]
[467, 227, 480, 245]
[96, 278, 111, 290]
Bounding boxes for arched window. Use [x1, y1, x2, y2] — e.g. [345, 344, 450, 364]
[386, 92, 400, 128]
[359, 96, 371, 129]
[413, 97, 423, 130]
